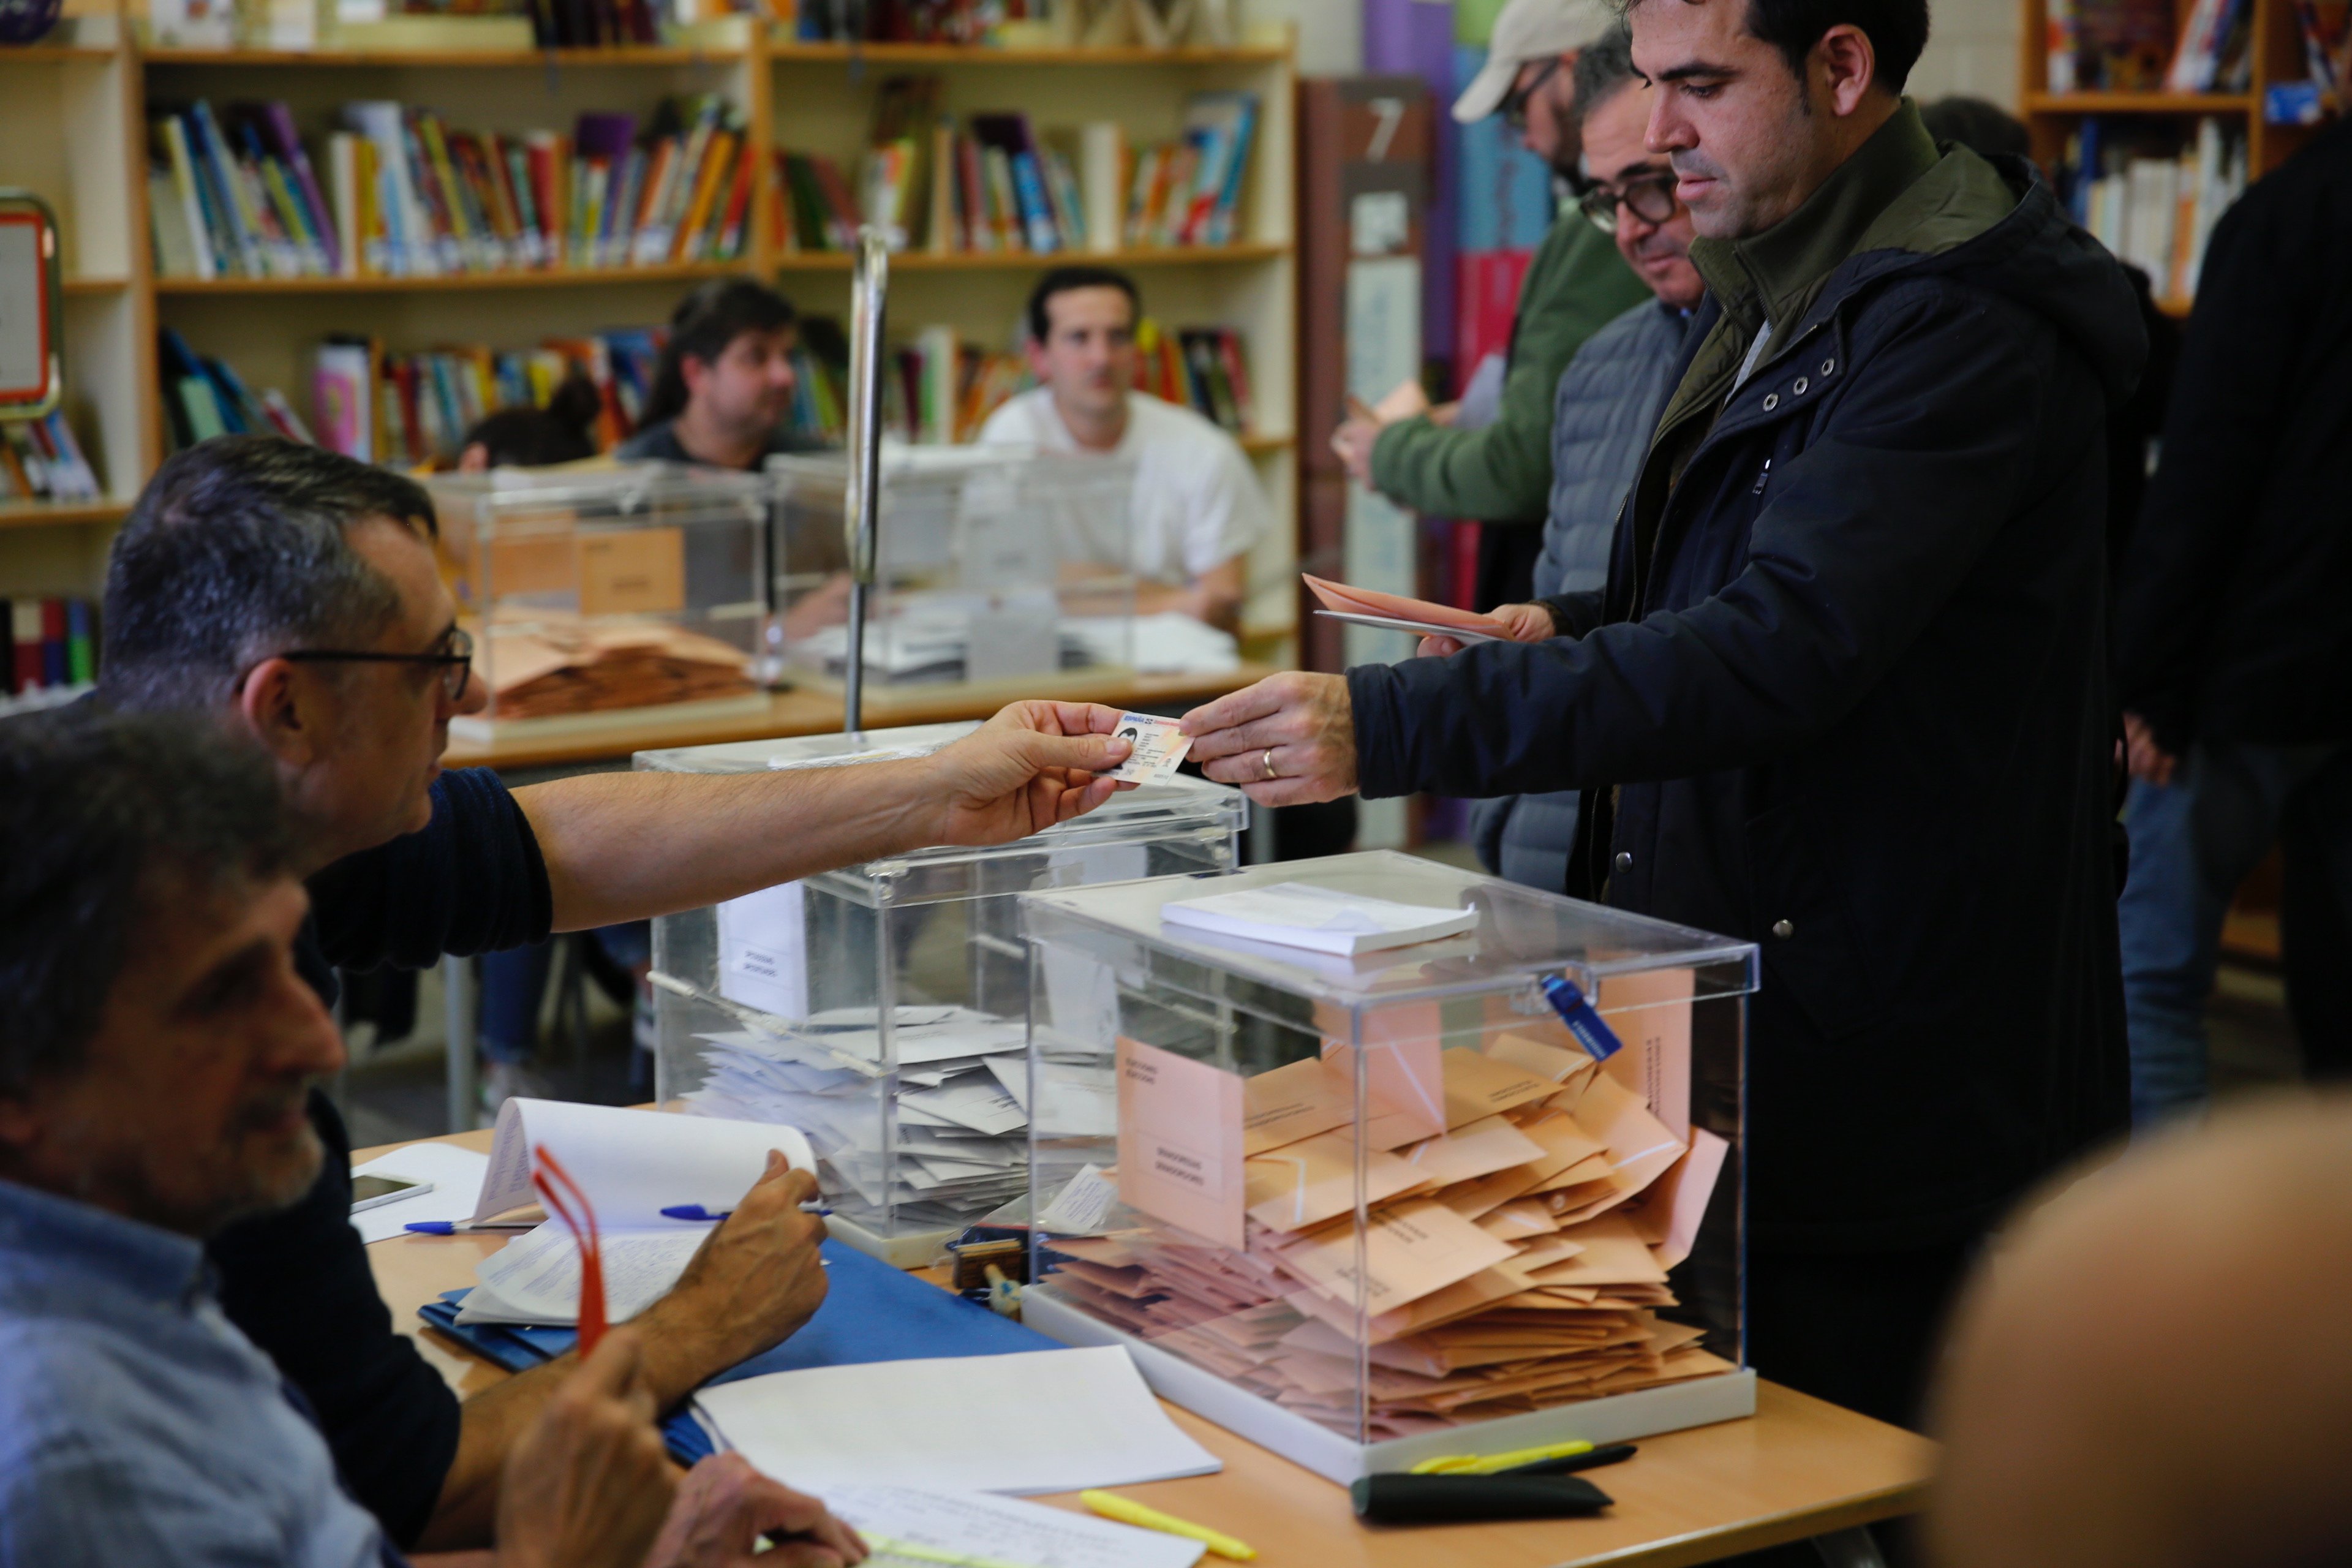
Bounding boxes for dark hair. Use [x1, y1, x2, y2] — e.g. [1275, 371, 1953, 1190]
[0, 706, 293, 1098]
[1918, 94, 2029, 159]
[1744, 0, 1928, 92]
[643, 279, 798, 427]
[1573, 27, 1641, 118]
[1025, 266, 1141, 346]
[1629, 0, 1929, 95]
[101, 435, 437, 711]
[461, 374, 604, 467]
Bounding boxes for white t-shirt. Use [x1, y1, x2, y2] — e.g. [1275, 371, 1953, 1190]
[977, 388, 1270, 587]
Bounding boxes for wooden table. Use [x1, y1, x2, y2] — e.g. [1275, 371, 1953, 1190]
[360, 1129, 1935, 1568]
[441, 665, 1280, 772]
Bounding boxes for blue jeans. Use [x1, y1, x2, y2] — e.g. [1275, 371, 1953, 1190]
[479, 923, 651, 1066]
[2119, 740, 2352, 1125]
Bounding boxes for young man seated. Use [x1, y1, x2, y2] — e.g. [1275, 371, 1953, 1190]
[979, 266, 1272, 631]
[0, 707, 867, 1568]
[617, 279, 827, 470]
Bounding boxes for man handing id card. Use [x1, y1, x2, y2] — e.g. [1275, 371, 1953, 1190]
[1104, 713, 1193, 784]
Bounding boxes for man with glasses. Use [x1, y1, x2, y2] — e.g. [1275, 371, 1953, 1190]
[1472, 31, 1708, 890]
[1330, 0, 1651, 609]
[85, 435, 1138, 1555]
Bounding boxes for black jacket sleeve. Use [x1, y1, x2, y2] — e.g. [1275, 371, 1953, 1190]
[309, 766, 554, 971]
[2113, 186, 2317, 754]
[1349, 285, 2059, 797]
[208, 1093, 461, 1547]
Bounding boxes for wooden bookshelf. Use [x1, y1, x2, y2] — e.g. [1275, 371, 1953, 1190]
[1, 7, 1303, 655]
[2019, 0, 2331, 196]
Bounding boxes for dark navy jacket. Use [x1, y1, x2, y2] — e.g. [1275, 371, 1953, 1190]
[1351, 133, 2143, 1249]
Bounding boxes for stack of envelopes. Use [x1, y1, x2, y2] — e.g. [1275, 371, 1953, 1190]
[480, 611, 756, 718]
[684, 1006, 1117, 1230]
[1046, 1033, 1734, 1440]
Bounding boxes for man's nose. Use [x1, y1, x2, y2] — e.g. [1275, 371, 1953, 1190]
[1646, 98, 1687, 153]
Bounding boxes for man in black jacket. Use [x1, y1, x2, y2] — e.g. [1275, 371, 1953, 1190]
[1183, 0, 2139, 1425]
[83, 435, 1139, 1550]
[2112, 119, 2352, 1124]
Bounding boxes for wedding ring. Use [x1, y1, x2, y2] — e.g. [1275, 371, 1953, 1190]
[1262, 748, 1278, 780]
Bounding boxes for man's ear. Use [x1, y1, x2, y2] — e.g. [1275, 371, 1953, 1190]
[1024, 338, 1053, 380]
[1814, 23, 1880, 117]
[680, 352, 711, 401]
[235, 658, 327, 770]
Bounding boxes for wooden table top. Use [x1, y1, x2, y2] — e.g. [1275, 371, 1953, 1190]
[441, 665, 1278, 771]
[358, 1127, 1934, 1568]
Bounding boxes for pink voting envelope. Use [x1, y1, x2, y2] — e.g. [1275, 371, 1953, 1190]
[1302, 575, 1514, 641]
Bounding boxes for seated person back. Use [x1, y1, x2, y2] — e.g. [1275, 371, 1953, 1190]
[618, 279, 827, 470]
[979, 266, 1270, 631]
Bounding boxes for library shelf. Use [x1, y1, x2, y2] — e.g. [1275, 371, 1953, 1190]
[0, 498, 132, 530]
[2022, 91, 2256, 114]
[766, 40, 1291, 65]
[152, 262, 748, 295]
[61, 275, 133, 295]
[772, 243, 1287, 271]
[138, 45, 744, 67]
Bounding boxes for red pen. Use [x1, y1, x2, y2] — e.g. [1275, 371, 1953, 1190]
[532, 1146, 607, 1357]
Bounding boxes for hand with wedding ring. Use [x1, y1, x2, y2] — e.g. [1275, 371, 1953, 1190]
[1181, 671, 1359, 806]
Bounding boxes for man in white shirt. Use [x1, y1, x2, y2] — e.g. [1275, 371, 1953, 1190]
[978, 266, 1270, 631]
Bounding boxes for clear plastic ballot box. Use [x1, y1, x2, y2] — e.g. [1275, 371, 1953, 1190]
[767, 447, 1139, 696]
[428, 464, 770, 744]
[1014, 851, 1760, 1484]
[638, 722, 1247, 1265]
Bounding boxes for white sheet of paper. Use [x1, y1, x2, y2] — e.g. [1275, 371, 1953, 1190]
[693, 1346, 1220, 1496]
[1160, 882, 1477, 956]
[820, 1485, 1203, 1568]
[902, 1079, 1027, 1137]
[475, 1099, 815, 1228]
[350, 1142, 491, 1243]
[716, 880, 808, 1020]
[463, 1223, 707, 1325]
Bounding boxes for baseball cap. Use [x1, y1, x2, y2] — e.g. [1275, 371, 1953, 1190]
[1452, 0, 1619, 123]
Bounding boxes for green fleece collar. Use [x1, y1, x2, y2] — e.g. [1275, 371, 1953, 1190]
[1688, 98, 1942, 336]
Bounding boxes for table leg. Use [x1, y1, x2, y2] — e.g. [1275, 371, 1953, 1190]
[444, 954, 477, 1134]
[1811, 1526, 1889, 1568]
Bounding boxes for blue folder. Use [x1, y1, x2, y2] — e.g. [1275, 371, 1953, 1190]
[418, 1238, 1058, 1465]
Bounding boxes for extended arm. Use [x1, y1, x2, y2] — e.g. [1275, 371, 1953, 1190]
[516, 702, 1131, 932]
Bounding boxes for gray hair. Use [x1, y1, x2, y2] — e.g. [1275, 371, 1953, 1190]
[1574, 26, 1640, 120]
[100, 435, 439, 710]
[0, 705, 293, 1098]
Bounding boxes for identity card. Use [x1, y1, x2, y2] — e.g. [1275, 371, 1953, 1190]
[1104, 712, 1191, 784]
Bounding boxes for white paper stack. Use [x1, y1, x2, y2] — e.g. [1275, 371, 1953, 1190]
[1159, 881, 1479, 956]
[684, 1006, 1106, 1229]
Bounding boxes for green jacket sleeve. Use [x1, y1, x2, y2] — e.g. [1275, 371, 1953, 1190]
[1367, 214, 1650, 522]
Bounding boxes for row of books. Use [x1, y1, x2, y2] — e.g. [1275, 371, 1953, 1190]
[1134, 318, 1254, 434]
[4, 598, 96, 701]
[159, 328, 316, 454]
[2162, 0, 2255, 91]
[2060, 119, 2247, 303]
[2044, 0, 2182, 92]
[0, 414, 104, 507]
[311, 330, 665, 467]
[835, 83, 1256, 256]
[788, 0, 1044, 43]
[150, 96, 753, 282]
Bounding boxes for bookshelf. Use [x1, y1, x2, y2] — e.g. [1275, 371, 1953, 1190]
[0, 6, 1301, 660]
[2019, 0, 2334, 315]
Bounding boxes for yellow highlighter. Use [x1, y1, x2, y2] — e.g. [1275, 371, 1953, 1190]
[1079, 1490, 1257, 1561]
[1408, 1438, 1595, 1476]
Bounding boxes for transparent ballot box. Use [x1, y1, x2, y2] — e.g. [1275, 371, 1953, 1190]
[639, 722, 1247, 1265]
[767, 447, 1138, 698]
[429, 464, 769, 743]
[1015, 851, 1759, 1483]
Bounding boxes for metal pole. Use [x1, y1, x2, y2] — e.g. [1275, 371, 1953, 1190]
[843, 226, 889, 737]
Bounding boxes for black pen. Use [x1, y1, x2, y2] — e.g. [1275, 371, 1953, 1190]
[1493, 1442, 1638, 1477]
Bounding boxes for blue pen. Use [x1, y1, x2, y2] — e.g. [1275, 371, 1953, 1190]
[1540, 974, 1626, 1062]
[404, 1219, 535, 1235]
[660, 1203, 831, 1222]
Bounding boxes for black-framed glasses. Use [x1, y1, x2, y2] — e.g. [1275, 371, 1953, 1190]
[1578, 171, 1681, 233]
[279, 627, 475, 701]
[1501, 58, 1562, 131]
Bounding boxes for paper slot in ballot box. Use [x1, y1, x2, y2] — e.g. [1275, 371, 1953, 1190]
[1016, 850, 1760, 1483]
[638, 722, 1246, 1265]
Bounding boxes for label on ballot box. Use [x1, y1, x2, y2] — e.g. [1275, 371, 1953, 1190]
[717, 880, 808, 1020]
